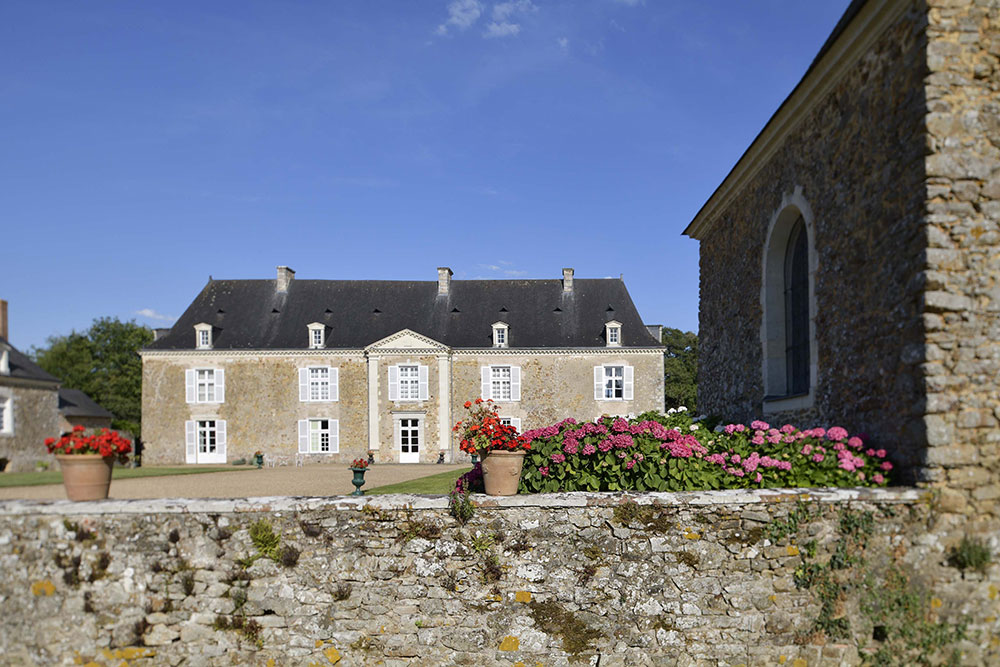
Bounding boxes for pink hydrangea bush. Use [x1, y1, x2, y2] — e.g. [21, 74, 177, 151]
[518, 411, 891, 494]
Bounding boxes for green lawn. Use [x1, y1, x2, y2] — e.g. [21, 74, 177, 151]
[0, 466, 249, 488]
[365, 467, 471, 495]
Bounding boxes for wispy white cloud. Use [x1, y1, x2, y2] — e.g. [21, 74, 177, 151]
[478, 262, 528, 277]
[613, 0, 643, 6]
[557, 36, 569, 51]
[436, 0, 483, 36]
[135, 308, 175, 322]
[610, 19, 625, 32]
[484, 21, 521, 38]
[483, 0, 536, 39]
[503, 269, 528, 276]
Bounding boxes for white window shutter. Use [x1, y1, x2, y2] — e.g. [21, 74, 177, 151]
[594, 366, 604, 401]
[330, 367, 339, 402]
[394, 419, 401, 449]
[624, 366, 634, 400]
[215, 369, 225, 403]
[510, 366, 521, 402]
[388, 365, 399, 401]
[299, 368, 309, 402]
[418, 365, 429, 401]
[217, 421, 227, 456]
[330, 420, 340, 453]
[298, 420, 309, 453]
[481, 367, 491, 400]
[185, 369, 195, 404]
[510, 418, 521, 432]
[185, 421, 196, 463]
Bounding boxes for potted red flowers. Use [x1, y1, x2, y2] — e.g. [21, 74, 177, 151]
[454, 399, 530, 495]
[349, 458, 369, 496]
[45, 426, 132, 501]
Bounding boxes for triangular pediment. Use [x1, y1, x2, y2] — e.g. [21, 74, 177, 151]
[365, 329, 449, 352]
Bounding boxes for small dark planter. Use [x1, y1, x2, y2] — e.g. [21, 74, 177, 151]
[470, 454, 479, 464]
[350, 467, 368, 496]
[254, 453, 264, 469]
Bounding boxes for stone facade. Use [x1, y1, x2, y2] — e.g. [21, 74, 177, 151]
[0, 383, 60, 472]
[921, 0, 1000, 513]
[0, 490, 996, 665]
[141, 343, 664, 466]
[686, 0, 999, 511]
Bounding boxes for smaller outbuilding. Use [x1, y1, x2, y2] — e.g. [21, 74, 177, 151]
[58, 388, 113, 433]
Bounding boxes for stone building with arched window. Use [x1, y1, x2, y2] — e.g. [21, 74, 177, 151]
[684, 0, 999, 511]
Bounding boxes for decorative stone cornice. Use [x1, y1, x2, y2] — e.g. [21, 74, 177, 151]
[450, 347, 665, 356]
[684, 0, 910, 240]
[139, 349, 365, 359]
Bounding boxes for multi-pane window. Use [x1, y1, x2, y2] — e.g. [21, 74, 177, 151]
[400, 418, 419, 450]
[493, 324, 508, 347]
[310, 327, 324, 348]
[0, 396, 10, 434]
[398, 365, 419, 401]
[196, 369, 216, 402]
[603, 366, 624, 399]
[499, 416, 521, 431]
[309, 419, 332, 453]
[491, 366, 512, 401]
[608, 327, 620, 345]
[197, 420, 217, 454]
[186, 368, 224, 404]
[297, 418, 339, 453]
[309, 367, 330, 401]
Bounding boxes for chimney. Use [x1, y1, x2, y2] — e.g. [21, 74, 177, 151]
[437, 267, 453, 295]
[276, 266, 295, 292]
[0, 299, 7, 339]
[562, 268, 574, 292]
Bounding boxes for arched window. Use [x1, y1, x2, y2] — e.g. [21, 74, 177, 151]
[783, 218, 810, 395]
[761, 190, 816, 412]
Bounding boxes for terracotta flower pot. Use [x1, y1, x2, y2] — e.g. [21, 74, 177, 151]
[56, 454, 114, 501]
[481, 450, 526, 496]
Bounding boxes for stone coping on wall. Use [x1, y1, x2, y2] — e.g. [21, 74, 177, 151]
[0, 486, 929, 516]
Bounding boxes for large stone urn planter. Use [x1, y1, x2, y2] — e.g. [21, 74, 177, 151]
[481, 450, 526, 496]
[56, 454, 114, 501]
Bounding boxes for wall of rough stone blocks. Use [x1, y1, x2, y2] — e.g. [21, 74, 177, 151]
[0, 384, 60, 472]
[0, 490, 996, 666]
[920, 0, 1000, 520]
[696, 4, 930, 476]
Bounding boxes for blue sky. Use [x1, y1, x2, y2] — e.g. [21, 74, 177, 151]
[1, 0, 851, 351]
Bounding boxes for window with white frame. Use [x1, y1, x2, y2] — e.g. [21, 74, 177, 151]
[0, 395, 11, 435]
[481, 365, 521, 402]
[605, 320, 622, 347]
[298, 366, 339, 402]
[492, 322, 509, 348]
[388, 364, 429, 401]
[185, 368, 225, 404]
[184, 419, 227, 463]
[194, 323, 213, 349]
[298, 418, 339, 454]
[499, 416, 521, 432]
[308, 323, 325, 349]
[594, 364, 634, 401]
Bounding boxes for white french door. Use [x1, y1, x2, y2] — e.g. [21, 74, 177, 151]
[399, 418, 420, 463]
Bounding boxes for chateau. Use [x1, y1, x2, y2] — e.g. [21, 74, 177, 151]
[140, 267, 665, 465]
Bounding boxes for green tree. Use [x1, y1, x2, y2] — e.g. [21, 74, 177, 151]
[32, 317, 153, 436]
[662, 327, 698, 412]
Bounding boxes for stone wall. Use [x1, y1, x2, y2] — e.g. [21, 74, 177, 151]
[920, 0, 1000, 518]
[0, 490, 996, 666]
[696, 3, 929, 474]
[0, 384, 60, 472]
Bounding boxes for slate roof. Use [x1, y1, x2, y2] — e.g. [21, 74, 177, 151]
[0, 336, 59, 384]
[58, 388, 113, 419]
[147, 277, 663, 350]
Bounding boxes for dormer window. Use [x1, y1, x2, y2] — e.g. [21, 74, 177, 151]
[194, 323, 213, 350]
[0, 348, 8, 375]
[492, 322, 509, 348]
[605, 321, 622, 347]
[308, 323, 326, 349]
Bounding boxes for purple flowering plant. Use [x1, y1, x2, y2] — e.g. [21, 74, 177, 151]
[517, 410, 892, 494]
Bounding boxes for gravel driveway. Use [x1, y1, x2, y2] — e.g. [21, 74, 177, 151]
[0, 463, 467, 501]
